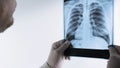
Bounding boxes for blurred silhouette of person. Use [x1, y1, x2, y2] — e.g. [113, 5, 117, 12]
[0, 0, 16, 32]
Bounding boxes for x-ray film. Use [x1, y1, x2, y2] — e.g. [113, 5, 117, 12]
[64, 0, 114, 59]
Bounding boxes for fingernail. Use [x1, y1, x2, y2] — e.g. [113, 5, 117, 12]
[65, 41, 70, 45]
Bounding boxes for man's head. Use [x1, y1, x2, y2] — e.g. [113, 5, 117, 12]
[0, 0, 16, 33]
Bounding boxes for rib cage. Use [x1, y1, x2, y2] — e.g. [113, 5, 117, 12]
[66, 4, 83, 41]
[89, 2, 110, 44]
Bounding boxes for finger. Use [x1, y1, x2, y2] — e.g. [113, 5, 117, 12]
[114, 45, 120, 54]
[109, 46, 118, 56]
[56, 41, 70, 53]
[65, 56, 70, 60]
[52, 39, 65, 49]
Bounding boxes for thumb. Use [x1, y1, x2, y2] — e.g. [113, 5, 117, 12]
[114, 45, 120, 54]
[56, 41, 70, 53]
[109, 46, 118, 56]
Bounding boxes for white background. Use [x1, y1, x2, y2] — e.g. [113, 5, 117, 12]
[0, 0, 120, 68]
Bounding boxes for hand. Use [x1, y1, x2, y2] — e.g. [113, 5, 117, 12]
[47, 40, 70, 68]
[0, 0, 16, 32]
[107, 45, 120, 68]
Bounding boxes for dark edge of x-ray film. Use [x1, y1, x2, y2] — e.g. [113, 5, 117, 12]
[64, 48, 109, 59]
[64, 44, 109, 59]
[64, 0, 113, 59]
[64, 0, 68, 2]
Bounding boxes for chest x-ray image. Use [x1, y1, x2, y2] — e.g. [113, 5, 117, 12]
[64, 0, 113, 50]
